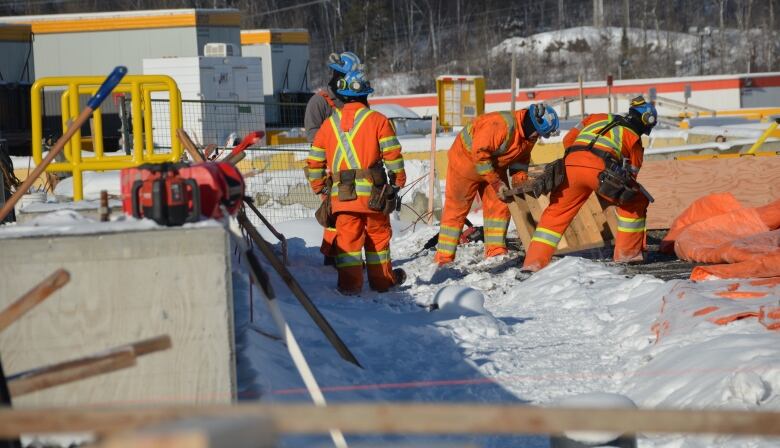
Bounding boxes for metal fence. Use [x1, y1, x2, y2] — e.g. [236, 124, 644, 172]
[148, 98, 317, 226]
[242, 146, 317, 225]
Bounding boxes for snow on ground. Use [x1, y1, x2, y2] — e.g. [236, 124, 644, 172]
[233, 217, 780, 447]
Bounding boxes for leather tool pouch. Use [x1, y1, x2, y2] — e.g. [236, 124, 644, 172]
[315, 178, 334, 228]
[530, 158, 566, 198]
[367, 165, 390, 212]
[596, 165, 636, 205]
[337, 169, 358, 201]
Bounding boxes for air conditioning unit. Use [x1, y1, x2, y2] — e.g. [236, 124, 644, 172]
[204, 43, 237, 57]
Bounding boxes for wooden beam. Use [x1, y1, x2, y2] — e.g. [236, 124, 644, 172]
[0, 269, 70, 333]
[7, 335, 171, 397]
[0, 404, 778, 437]
[506, 198, 535, 250]
[637, 155, 780, 229]
[98, 417, 276, 448]
[176, 129, 206, 163]
[8, 349, 136, 397]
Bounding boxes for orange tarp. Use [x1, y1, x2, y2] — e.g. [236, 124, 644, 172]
[662, 194, 780, 280]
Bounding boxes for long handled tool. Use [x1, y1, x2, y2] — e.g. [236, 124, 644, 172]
[232, 232, 349, 448]
[237, 210, 361, 368]
[0, 66, 128, 222]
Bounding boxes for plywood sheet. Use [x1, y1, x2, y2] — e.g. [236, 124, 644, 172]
[0, 226, 235, 406]
[637, 155, 780, 229]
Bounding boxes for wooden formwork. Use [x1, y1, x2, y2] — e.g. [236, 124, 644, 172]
[508, 187, 617, 255]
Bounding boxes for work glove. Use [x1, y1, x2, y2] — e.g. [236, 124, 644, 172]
[510, 171, 529, 189]
[491, 180, 513, 203]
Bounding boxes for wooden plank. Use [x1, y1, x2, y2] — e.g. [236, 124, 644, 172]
[524, 194, 575, 251]
[0, 269, 69, 333]
[0, 404, 779, 438]
[176, 129, 206, 163]
[8, 349, 136, 397]
[506, 198, 535, 250]
[637, 155, 780, 229]
[99, 417, 276, 448]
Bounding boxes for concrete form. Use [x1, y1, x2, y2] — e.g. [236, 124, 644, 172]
[0, 9, 242, 79]
[0, 225, 235, 405]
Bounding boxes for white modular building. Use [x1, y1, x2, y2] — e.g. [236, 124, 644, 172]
[0, 9, 242, 79]
[143, 55, 265, 148]
[240, 29, 311, 127]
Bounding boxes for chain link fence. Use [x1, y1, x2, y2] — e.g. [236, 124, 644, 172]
[147, 98, 316, 225]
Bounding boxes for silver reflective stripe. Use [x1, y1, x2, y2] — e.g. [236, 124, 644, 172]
[460, 123, 473, 150]
[493, 112, 515, 156]
[336, 251, 363, 267]
[531, 228, 562, 248]
[365, 250, 390, 265]
[484, 218, 509, 229]
[330, 112, 361, 169]
[379, 136, 401, 152]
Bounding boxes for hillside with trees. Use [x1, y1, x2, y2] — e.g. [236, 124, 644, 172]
[1, 0, 777, 94]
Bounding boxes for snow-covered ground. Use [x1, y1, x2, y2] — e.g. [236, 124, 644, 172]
[235, 217, 780, 447]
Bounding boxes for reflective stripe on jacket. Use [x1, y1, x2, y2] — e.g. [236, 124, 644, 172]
[562, 113, 644, 174]
[306, 102, 406, 213]
[453, 109, 536, 185]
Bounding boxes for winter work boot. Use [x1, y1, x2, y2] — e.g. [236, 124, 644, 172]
[393, 268, 407, 286]
[515, 269, 534, 281]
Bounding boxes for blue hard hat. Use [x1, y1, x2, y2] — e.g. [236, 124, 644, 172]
[528, 103, 560, 138]
[328, 51, 363, 74]
[336, 69, 374, 97]
[628, 96, 658, 133]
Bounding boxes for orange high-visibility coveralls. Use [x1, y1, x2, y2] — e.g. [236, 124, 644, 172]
[306, 102, 406, 294]
[434, 110, 537, 265]
[522, 113, 649, 271]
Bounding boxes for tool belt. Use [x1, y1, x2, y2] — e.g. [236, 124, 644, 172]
[565, 145, 640, 205]
[333, 165, 397, 214]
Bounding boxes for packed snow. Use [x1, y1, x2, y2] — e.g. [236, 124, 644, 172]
[233, 217, 780, 447]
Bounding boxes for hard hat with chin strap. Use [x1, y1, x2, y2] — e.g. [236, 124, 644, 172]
[328, 51, 363, 74]
[628, 96, 658, 131]
[336, 69, 374, 97]
[528, 102, 560, 138]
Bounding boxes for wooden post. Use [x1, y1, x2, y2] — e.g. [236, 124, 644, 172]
[8, 349, 137, 398]
[578, 74, 585, 117]
[507, 196, 535, 251]
[0, 269, 70, 333]
[176, 129, 206, 163]
[427, 114, 438, 225]
[510, 50, 517, 114]
[98, 417, 277, 448]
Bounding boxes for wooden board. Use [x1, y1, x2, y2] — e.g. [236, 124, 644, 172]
[637, 155, 780, 229]
[0, 227, 235, 407]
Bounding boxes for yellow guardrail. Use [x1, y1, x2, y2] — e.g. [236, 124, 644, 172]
[31, 75, 183, 200]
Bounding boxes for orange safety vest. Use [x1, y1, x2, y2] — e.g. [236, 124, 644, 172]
[306, 102, 405, 214]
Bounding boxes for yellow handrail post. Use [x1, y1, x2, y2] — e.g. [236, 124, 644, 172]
[746, 121, 779, 155]
[142, 87, 154, 157]
[68, 82, 83, 201]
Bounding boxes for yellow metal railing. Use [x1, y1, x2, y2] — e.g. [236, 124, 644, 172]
[31, 75, 183, 200]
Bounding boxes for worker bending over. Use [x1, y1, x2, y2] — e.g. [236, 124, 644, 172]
[434, 104, 560, 265]
[522, 96, 658, 273]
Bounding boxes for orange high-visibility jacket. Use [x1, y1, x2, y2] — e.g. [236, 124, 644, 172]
[454, 109, 537, 185]
[563, 113, 644, 176]
[307, 102, 406, 214]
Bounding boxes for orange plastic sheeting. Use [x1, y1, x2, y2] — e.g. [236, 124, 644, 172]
[652, 280, 780, 343]
[674, 208, 770, 263]
[660, 192, 742, 254]
[690, 251, 780, 281]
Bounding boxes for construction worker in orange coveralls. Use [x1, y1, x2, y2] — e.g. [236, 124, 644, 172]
[522, 96, 658, 274]
[434, 104, 560, 265]
[306, 67, 406, 295]
[306, 52, 371, 267]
